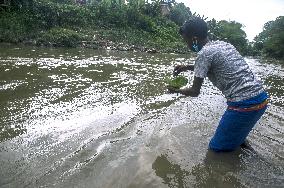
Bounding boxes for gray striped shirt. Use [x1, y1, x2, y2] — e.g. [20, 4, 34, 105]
[194, 40, 264, 102]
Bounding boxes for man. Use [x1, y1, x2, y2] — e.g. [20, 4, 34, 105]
[168, 17, 268, 152]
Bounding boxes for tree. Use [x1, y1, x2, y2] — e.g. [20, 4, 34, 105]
[10, 0, 34, 9]
[169, 2, 191, 26]
[254, 16, 284, 59]
[208, 19, 248, 55]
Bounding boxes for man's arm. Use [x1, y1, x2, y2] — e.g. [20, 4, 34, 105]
[173, 64, 194, 76]
[168, 76, 204, 97]
[186, 64, 194, 71]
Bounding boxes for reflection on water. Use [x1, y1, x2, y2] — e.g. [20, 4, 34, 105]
[153, 147, 283, 188]
[153, 150, 245, 188]
[0, 44, 283, 187]
[153, 154, 190, 187]
[191, 150, 245, 188]
[265, 75, 284, 107]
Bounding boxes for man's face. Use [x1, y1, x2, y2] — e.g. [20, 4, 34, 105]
[181, 34, 193, 49]
[182, 34, 200, 52]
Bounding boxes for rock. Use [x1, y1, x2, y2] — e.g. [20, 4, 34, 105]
[23, 40, 37, 45]
[117, 46, 128, 51]
[146, 48, 157, 53]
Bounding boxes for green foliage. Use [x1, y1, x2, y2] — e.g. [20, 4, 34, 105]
[153, 17, 179, 45]
[166, 76, 188, 89]
[1, 0, 266, 57]
[254, 16, 284, 59]
[128, 0, 146, 9]
[169, 2, 192, 26]
[0, 11, 29, 43]
[10, 0, 34, 10]
[141, 0, 162, 17]
[0, 0, 184, 49]
[89, 25, 185, 53]
[208, 19, 248, 55]
[49, 0, 75, 4]
[38, 28, 86, 47]
[31, 0, 94, 29]
[244, 42, 260, 57]
[126, 7, 156, 32]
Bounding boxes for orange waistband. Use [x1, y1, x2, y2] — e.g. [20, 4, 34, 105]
[227, 99, 269, 112]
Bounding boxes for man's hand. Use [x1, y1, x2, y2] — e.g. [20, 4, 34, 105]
[167, 76, 204, 97]
[173, 65, 194, 76]
[167, 85, 180, 94]
[173, 65, 187, 76]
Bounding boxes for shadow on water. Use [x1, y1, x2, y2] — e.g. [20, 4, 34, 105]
[152, 154, 190, 187]
[152, 150, 246, 188]
[153, 146, 284, 188]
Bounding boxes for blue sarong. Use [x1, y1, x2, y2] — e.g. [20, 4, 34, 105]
[209, 92, 268, 152]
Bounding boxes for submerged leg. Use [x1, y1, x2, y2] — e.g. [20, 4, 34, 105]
[209, 107, 267, 152]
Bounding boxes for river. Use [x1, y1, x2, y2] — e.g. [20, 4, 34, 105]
[0, 44, 283, 188]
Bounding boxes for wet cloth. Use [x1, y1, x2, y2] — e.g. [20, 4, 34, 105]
[194, 40, 264, 102]
[209, 92, 268, 152]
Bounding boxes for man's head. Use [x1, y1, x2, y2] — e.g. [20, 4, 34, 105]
[179, 17, 208, 52]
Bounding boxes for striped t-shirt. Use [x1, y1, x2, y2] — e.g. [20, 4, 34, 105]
[194, 40, 264, 102]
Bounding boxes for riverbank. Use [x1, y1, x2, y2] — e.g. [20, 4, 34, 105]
[1, 1, 283, 59]
[1, 39, 188, 55]
[0, 1, 190, 54]
[19, 27, 189, 54]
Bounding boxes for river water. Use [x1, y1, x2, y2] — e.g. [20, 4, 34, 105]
[0, 44, 283, 188]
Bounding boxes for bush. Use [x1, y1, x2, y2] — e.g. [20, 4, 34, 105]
[169, 3, 192, 26]
[0, 0, 187, 51]
[0, 12, 28, 43]
[255, 16, 284, 59]
[94, 5, 157, 32]
[130, 13, 156, 32]
[154, 17, 180, 42]
[37, 28, 86, 47]
[208, 20, 248, 55]
[31, 1, 94, 29]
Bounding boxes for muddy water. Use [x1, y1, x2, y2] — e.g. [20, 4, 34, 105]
[0, 44, 283, 188]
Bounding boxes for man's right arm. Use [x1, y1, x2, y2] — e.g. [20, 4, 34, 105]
[173, 64, 194, 76]
[186, 65, 194, 71]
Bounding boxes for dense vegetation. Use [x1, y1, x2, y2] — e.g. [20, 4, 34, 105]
[253, 16, 284, 59]
[0, 0, 283, 59]
[0, 0, 187, 52]
[207, 19, 249, 55]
